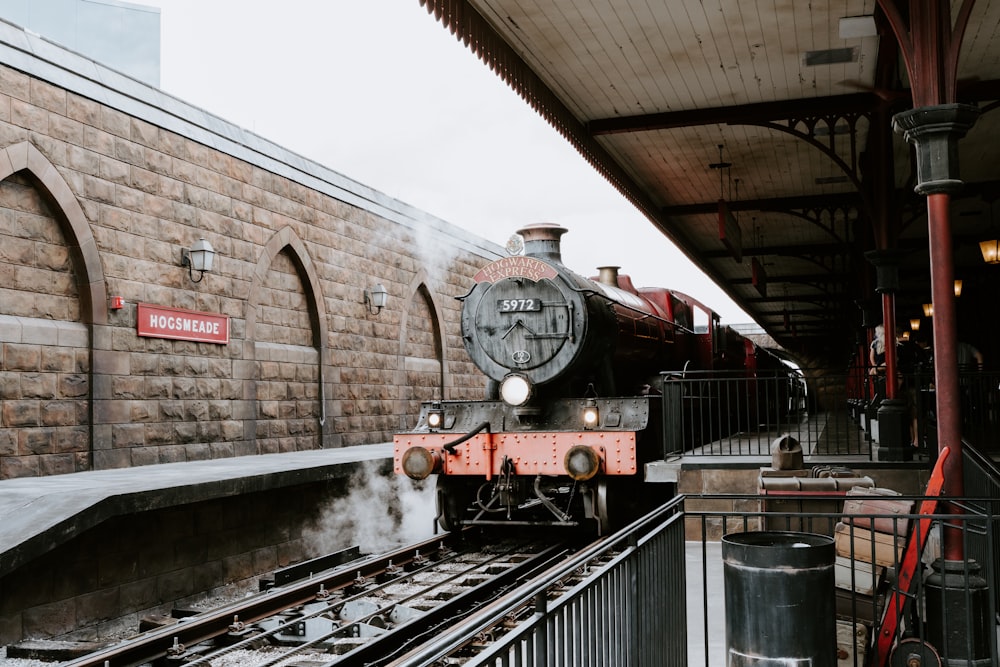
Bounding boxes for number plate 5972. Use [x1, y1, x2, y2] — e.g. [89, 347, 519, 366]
[497, 298, 541, 312]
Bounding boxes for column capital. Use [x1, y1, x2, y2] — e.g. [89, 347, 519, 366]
[892, 104, 980, 195]
[864, 248, 908, 293]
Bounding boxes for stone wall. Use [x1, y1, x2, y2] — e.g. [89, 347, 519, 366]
[0, 479, 353, 643]
[0, 59, 499, 479]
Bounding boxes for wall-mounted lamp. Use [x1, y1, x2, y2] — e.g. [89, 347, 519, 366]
[922, 303, 934, 317]
[954, 279, 963, 297]
[909, 318, 920, 331]
[181, 238, 216, 283]
[901, 331, 910, 341]
[364, 283, 388, 314]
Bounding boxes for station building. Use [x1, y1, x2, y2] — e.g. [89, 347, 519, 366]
[0, 15, 500, 643]
[1, 2, 997, 660]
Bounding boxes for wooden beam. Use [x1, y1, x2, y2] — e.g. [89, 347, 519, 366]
[587, 94, 880, 135]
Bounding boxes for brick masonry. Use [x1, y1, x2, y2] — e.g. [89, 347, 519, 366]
[0, 478, 358, 644]
[0, 63, 499, 479]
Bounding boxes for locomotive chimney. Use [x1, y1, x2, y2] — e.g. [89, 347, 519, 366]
[596, 266, 620, 286]
[517, 223, 568, 263]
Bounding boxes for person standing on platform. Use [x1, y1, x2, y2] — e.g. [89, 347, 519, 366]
[895, 328, 925, 449]
[869, 324, 886, 401]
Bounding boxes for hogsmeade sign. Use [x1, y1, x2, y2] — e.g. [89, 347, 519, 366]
[137, 303, 230, 344]
[473, 256, 558, 283]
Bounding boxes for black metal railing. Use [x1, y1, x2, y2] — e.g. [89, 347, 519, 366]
[962, 443, 1000, 620]
[685, 498, 1000, 667]
[661, 370, 868, 457]
[421, 489, 999, 665]
[661, 368, 999, 459]
[397, 497, 689, 666]
[853, 369, 1000, 456]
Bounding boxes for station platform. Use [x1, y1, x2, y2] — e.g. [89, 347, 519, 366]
[0, 444, 393, 579]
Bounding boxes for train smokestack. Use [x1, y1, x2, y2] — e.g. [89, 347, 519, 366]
[596, 266, 620, 286]
[517, 223, 568, 263]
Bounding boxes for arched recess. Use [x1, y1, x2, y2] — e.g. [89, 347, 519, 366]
[245, 226, 330, 453]
[0, 141, 110, 477]
[396, 271, 449, 428]
[0, 142, 107, 323]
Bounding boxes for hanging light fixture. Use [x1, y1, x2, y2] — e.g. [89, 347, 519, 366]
[954, 279, 963, 296]
[981, 239, 1000, 264]
[981, 202, 1000, 264]
[922, 303, 934, 317]
[910, 318, 920, 331]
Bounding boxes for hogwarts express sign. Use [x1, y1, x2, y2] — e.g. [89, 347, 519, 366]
[137, 303, 230, 344]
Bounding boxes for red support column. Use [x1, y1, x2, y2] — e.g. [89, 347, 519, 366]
[878, 4, 992, 661]
[881, 294, 898, 399]
[927, 192, 964, 559]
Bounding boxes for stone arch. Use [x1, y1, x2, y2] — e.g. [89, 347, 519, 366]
[245, 226, 331, 452]
[397, 270, 449, 428]
[0, 141, 110, 476]
[0, 142, 107, 324]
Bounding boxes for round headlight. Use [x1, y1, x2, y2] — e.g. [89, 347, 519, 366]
[499, 374, 532, 406]
[427, 410, 443, 429]
[564, 445, 601, 481]
[401, 447, 441, 480]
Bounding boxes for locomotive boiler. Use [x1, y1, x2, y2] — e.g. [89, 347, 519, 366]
[393, 223, 785, 533]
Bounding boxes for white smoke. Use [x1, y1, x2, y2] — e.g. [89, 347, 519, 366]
[304, 461, 438, 555]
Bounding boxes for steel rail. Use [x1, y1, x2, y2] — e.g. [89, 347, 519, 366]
[59, 531, 466, 667]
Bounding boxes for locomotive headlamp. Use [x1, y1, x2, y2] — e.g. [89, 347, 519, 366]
[582, 398, 600, 429]
[401, 446, 441, 480]
[499, 374, 532, 406]
[564, 445, 601, 481]
[426, 402, 444, 430]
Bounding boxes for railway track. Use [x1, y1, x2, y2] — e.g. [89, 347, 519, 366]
[60, 529, 596, 667]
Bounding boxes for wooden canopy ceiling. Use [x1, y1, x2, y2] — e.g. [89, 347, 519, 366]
[419, 0, 1000, 364]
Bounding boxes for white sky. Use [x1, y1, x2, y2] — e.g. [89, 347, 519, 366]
[150, 0, 750, 323]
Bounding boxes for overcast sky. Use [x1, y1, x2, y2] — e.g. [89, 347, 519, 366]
[150, 0, 749, 322]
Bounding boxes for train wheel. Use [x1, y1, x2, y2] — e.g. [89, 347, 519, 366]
[435, 477, 471, 532]
[594, 480, 612, 535]
[594, 478, 659, 535]
[889, 638, 941, 667]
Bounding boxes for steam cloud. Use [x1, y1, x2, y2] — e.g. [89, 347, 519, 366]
[304, 461, 438, 555]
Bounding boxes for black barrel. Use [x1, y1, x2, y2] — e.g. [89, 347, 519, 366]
[723, 531, 836, 666]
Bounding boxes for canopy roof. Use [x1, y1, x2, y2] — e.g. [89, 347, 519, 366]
[421, 0, 1000, 362]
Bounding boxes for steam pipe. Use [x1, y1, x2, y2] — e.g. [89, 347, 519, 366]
[442, 421, 491, 455]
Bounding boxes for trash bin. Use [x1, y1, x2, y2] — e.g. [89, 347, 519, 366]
[723, 531, 836, 666]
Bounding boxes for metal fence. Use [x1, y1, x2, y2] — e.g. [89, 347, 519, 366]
[661, 370, 869, 457]
[686, 497, 999, 667]
[662, 369, 1000, 458]
[963, 443, 1000, 621]
[394, 498, 690, 667]
[401, 489, 998, 666]
[418, 493, 998, 666]
[396, 424, 999, 665]
[855, 370, 1000, 456]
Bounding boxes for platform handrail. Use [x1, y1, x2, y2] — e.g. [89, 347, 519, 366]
[391, 497, 688, 666]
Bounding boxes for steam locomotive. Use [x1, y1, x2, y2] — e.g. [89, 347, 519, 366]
[394, 223, 792, 534]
